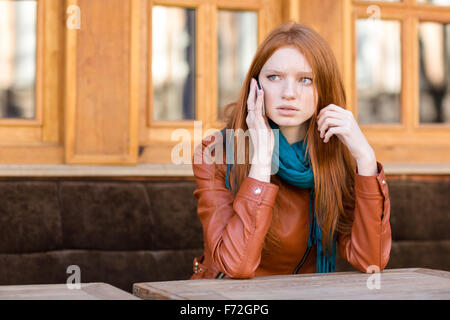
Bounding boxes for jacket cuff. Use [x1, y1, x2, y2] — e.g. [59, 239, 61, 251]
[236, 177, 279, 207]
[354, 161, 388, 198]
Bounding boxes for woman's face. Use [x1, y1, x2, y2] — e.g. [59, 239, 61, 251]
[258, 46, 317, 128]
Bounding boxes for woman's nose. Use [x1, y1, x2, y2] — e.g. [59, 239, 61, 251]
[281, 80, 297, 100]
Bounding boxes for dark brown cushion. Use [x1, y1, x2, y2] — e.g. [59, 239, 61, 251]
[335, 240, 450, 272]
[389, 180, 450, 240]
[145, 181, 203, 250]
[59, 182, 152, 250]
[0, 248, 203, 292]
[387, 240, 450, 270]
[0, 182, 62, 253]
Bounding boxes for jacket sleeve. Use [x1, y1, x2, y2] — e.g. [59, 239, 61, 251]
[192, 136, 279, 279]
[337, 161, 392, 273]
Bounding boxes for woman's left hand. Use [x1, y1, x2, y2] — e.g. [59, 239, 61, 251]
[316, 104, 374, 161]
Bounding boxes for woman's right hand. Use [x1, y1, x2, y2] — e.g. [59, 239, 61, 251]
[246, 78, 275, 182]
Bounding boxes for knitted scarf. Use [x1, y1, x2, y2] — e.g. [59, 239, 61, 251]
[222, 121, 336, 273]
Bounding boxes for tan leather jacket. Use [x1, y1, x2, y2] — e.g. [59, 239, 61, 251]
[190, 135, 391, 279]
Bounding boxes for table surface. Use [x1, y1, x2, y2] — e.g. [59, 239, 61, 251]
[0, 282, 140, 300]
[133, 268, 450, 300]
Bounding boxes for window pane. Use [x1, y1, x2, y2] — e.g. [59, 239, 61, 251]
[419, 22, 450, 123]
[0, 0, 37, 119]
[152, 6, 196, 121]
[217, 10, 257, 121]
[417, 0, 450, 5]
[356, 19, 401, 124]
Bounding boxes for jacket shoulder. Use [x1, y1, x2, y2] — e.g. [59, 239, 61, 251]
[192, 132, 227, 178]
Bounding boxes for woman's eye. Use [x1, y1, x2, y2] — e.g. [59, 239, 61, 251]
[267, 75, 279, 81]
[301, 77, 312, 85]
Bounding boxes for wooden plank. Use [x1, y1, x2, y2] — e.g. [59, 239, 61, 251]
[0, 145, 64, 164]
[41, 0, 63, 144]
[371, 143, 450, 163]
[34, 0, 44, 127]
[133, 268, 450, 300]
[406, 14, 417, 133]
[64, 0, 78, 163]
[414, 268, 450, 279]
[299, 0, 346, 76]
[0, 127, 42, 143]
[0, 283, 139, 300]
[0, 162, 449, 177]
[65, 0, 140, 164]
[285, 0, 300, 23]
[75, 0, 130, 158]
[0, 163, 193, 177]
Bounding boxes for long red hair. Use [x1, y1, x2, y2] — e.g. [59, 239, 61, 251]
[222, 22, 356, 255]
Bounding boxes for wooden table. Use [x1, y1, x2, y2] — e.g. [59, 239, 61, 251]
[133, 268, 450, 300]
[0, 282, 140, 300]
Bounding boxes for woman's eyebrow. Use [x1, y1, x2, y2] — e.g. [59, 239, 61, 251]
[264, 69, 313, 77]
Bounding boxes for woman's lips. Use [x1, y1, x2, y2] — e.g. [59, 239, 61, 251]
[276, 105, 298, 116]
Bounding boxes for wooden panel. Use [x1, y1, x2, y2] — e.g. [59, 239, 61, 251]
[138, 0, 149, 148]
[283, 0, 300, 22]
[0, 127, 42, 143]
[41, 0, 64, 143]
[65, 0, 140, 164]
[133, 268, 450, 299]
[0, 145, 64, 164]
[352, 1, 450, 22]
[297, 0, 354, 112]
[140, 143, 192, 163]
[0, 163, 194, 177]
[372, 144, 450, 163]
[298, 0, 349, 95]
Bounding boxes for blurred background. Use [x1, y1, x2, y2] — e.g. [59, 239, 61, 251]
[0, 0, 448, 292]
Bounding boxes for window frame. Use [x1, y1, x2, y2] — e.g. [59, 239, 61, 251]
[350, 0, 450, 162]
[0, 0, 64, 163]
[139, 0, 283, 163]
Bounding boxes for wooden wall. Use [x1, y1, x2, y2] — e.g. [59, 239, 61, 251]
[0, 0, 448, 172]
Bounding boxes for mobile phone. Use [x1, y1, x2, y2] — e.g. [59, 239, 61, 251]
[256, 79, 266, 116]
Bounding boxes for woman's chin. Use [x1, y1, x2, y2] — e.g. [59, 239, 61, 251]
[268, 116, 305, 127]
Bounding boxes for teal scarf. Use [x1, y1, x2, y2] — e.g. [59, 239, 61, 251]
[222, 122, 336, 273]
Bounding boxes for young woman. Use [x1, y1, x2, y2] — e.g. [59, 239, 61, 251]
[190, 22, 391, 280]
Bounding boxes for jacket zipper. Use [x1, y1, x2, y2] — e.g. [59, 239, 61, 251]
[292, 246, 312, 274]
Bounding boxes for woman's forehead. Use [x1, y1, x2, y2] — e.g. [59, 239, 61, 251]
[262, 46, 312, 73]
